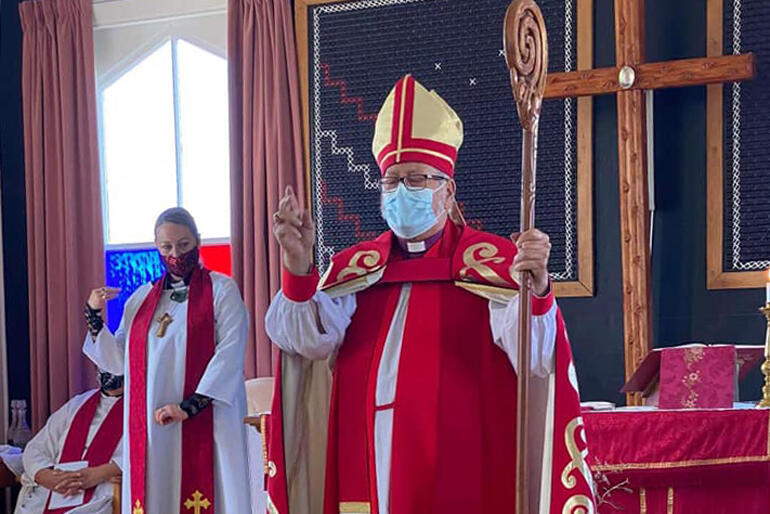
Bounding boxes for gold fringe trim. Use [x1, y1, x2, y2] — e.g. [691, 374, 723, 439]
[592, 454, 770, 472]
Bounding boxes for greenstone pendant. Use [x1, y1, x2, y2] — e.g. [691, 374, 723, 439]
[170, 289, 189, 303]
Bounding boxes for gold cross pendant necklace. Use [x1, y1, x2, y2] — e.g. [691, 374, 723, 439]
[156, 313, 174, 338]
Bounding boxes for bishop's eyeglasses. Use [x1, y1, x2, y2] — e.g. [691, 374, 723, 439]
[379, 174, 449, 192]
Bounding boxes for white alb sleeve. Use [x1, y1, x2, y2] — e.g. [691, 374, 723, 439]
[82, 319, 126, 376]
[488, 295, 558, 377]
[265, 290, 357, 360]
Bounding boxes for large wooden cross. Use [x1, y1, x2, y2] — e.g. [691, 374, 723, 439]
[544, 0, 755, 402]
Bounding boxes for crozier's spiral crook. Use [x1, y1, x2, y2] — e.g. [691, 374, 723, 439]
[504, 0, 548, 131]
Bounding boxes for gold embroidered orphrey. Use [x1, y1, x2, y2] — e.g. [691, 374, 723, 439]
[562, 495, 595, 514]
[132, 500, 144, 514]
[561, 416, 596, 513]
[681, 347, 706, 408]
[184, 490, 212, 514]
[266, 494, 280, 514]
[337, 250, 383, 282]
[458, 242, 515, 287]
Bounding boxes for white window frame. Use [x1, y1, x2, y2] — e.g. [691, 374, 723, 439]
[97, 36, 230, 250]
[94, 0, 228, 250]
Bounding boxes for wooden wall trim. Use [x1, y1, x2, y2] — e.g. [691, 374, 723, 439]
[575, 0, 595, 297]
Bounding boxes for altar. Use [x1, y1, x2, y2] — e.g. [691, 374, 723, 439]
[585, 407, 770, 513]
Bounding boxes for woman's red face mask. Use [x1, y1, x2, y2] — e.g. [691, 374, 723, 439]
[162, 246, 199, 278]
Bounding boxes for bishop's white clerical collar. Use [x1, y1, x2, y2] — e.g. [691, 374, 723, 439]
[397, 229, 444, 257]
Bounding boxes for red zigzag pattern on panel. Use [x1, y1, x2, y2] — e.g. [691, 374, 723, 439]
[318, 65, 486, 239]
[321, 63, 378, 123]
[320, 181, 380, 241]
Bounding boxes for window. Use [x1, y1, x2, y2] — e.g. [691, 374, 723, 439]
[98, 38, 231, 329]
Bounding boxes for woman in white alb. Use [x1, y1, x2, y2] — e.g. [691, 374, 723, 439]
[82, 208, 251, 514]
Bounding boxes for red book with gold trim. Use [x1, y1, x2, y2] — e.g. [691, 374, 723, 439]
[621, 344, 763, 408]
[658, 346, 735, 409]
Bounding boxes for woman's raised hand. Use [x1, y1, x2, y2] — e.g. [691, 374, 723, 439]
[87, 286, 121, 311]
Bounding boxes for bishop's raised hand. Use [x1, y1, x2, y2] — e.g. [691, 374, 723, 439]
[273, 186, 315, 276]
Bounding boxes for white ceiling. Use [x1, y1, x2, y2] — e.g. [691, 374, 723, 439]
[92, 0, 226, 30]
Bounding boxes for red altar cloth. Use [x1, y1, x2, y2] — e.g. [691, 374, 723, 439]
[585, 408, 770, 513]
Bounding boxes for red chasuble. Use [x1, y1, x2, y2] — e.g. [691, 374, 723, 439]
[128, 267, 215, 514]
[267, 222, 595, 514]
[43, 390, 123, 514]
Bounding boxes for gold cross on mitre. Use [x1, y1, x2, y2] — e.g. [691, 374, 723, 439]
[132, 499, 144, 514]
[184, 490, 211, 514]
[156, 312, 174, 338]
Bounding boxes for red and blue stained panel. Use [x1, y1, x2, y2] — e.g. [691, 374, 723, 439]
[306, 0, 578, 281]
[104, 244, 231, 331]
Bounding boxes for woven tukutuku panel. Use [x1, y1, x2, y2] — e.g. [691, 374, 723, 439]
[723, 0, 770, 272]
[306, 0, 578, 280]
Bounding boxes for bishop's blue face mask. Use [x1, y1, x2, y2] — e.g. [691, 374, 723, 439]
[381, 182, 447, 239]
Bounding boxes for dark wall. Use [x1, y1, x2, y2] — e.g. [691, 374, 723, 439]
[646, 0, 764, 399]
[0, 0, 31, 409]
[559, 0, 625, 405]
[562, 0, 764, 405]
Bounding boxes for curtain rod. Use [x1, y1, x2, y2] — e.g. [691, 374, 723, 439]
[93, 8, 227, 31]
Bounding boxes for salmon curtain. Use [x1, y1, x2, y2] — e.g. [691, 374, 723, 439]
[19, 0, 104, 429]
[228, 0, 306, 377]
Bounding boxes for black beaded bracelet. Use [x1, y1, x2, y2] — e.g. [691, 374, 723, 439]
[84, 303, 104, 337]
[179, 393, 213, 418]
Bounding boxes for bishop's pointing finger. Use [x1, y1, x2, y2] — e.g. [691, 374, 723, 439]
[278, 194, 293, 215]
[300, 209, 314, 230]
[286, 186, 300, 212]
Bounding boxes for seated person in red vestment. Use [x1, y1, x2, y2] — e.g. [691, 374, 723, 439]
[14, 369, 123, 514]
[264, 75, 596, 513]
